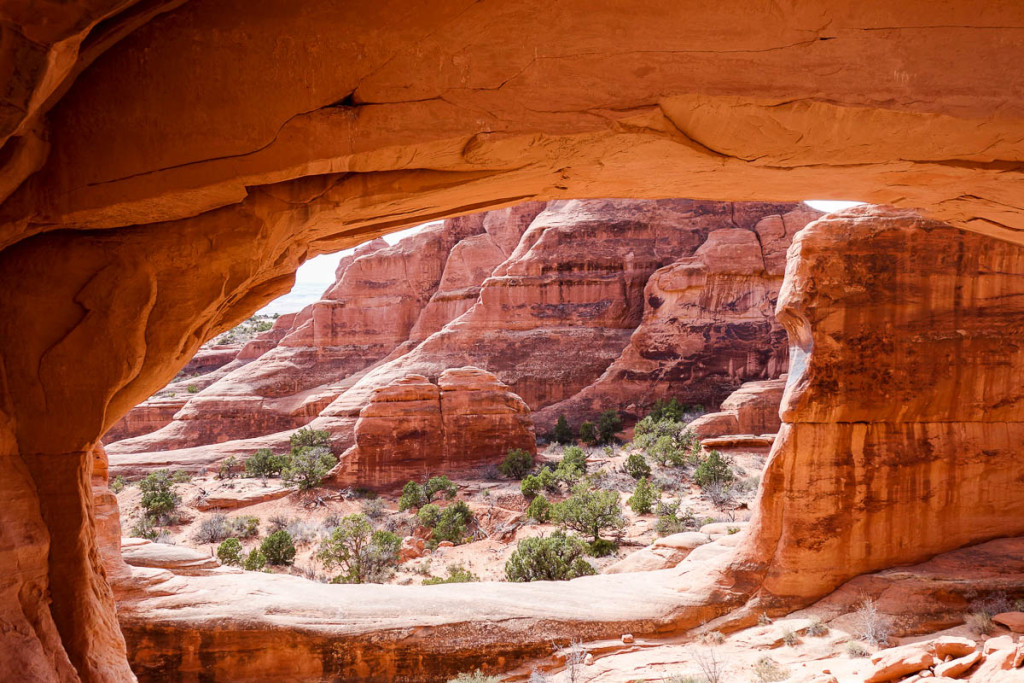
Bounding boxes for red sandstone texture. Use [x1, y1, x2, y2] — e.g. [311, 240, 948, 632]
[686, 377, 788, 439]
[330, 367, 536, 489]
[0, 2, 1022, 679]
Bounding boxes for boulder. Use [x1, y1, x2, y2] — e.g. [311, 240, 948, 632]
[865, 643, 935, 683]
[933, 649, 981, 678]
[994, 612, 1024, 633]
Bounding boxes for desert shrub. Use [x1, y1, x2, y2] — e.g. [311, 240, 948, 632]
[130, 515, 157, 540]
[447, 672, 500, 683]
[806, 616, 829, 637]
[432, 501, 474, 545]
[499, 448, 534, 479]
[289, 426, 331, 454]
[361, 497, 386, 520]
[242, 547, 266, 571]
[752, 655, 789, 682]
[623, 452, 651, 480]
[281, 446, 337, 491]
[245, 448, 289, 478]
[505, 531, 597, 582]
[139, 470, 180, 521]
[416, 503, 442, 529]
[194, 514, 230, 544]
[318, 513, 401, 583]
[110, 475, 126, 494]
[187, 383, 199, 394]
[425, 475, 458, 502]
[399, 481, 427, 511]
[965, 611, 995, 635]
[527, 494, 551, 522]
[846, 641, 870, 658]
[781, 628, 799, 646]
[693, 450, 734, 488]
[654, 500, 699, 536]
[267, 514, 290, 533]
[216, 537, 243, 566]
[596, 409, 622, 444]
[285, 519, 325, 545]
[703, 481, 735, 509]
[559, 446, 588, 476]
[647, 397, 686, 422]
[552, 414, 573, 444]
[758, 612, 773, 626]
[260, 530, 297, 566]
[217, 456, 241, 480]
[627, 477, 659, 514]
[853, 598, 892, 646]
[578, 421, 598, 446]
[551, 483, 626, 544]
[422, 564, 479, 585]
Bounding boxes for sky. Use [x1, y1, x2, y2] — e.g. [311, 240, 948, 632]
[258, 200, 865, 316]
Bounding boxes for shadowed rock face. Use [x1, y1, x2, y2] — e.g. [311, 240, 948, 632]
[0, 1, 1022, 680]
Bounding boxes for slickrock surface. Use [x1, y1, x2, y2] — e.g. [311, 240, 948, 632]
[330, 367, 536, 489]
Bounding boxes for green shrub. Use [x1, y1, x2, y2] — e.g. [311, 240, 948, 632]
[187, 383, 199, 394]
[110, 475, 126, 494]
[654, 500, 699, 535]
[318, 513, 401, 583]
[399, 481, 427, 511]
[559, 446, 588, 479]
[245, 448, 290, 478]
[527, 494, 551, 522]
[422, 565, 479, 585]
[416, 503, 442, 529]
[693, 450, 734, 489]
[627, 477, 659, 515]
[596, 409, 622, 444]
[130, 515, 157, 540]
[552, 414, 573, 444]
[432, 501, 474, 545]
[217, 456, 241, 480]
[521, 466, 558, 498]
[505, 531, 597, 582]
[425, 475, 458, 502]
[623, 453, 651, 480]
[243, 547, 266, 571]
[647, 397, 685, 422]
[289, 427, 331, 455]
[579, 421, 598, 446]
[281, 446, 337, 491]
[217, 537, 243, 566]
[498, 448, 534, 479]
[551, 484, 626, 543]
[447, 672, 500, 683]
[260, 530, 297, 566]
[139, 470, 180, 521]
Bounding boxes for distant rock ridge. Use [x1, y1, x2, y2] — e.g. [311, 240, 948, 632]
[106, 199, 819, 482]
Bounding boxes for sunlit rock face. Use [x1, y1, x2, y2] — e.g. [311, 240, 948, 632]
[734, 206, 1024, 607]
[330, 367, 537, 490]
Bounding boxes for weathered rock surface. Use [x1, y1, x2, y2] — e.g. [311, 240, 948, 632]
[330, 367, 536, 489]
[734, 206, 1024, 607]
[686, 377, 787, 439]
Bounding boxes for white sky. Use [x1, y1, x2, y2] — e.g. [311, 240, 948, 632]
[258, 201, 864, 316]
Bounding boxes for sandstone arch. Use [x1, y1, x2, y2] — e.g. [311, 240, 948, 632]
[1, 1, 1023, 680]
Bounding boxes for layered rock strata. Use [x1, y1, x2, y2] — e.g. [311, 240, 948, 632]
[330, 367, 536, 489]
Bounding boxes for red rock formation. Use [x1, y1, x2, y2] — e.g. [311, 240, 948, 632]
[331, 367, 536, 489]
[686, 378, 787, 439]
[534, 206, 819, 429]
[735, 206, 1024, 608]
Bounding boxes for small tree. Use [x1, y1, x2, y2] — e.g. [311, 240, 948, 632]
[596, 410, 622, 444]
[527, 494, 551, 522]
[289, 426, 331, 455]
[139, 470, 180, 522]
[623, 453, 651, 480]
[243, 547, 266, 571]
[281, 446, 337, 491]
[498, 448, 534, 479]
[559, 446, 588, 478]
[416, 503, 442, 529]
[551, 484, 626, 544]
[399, 481, 427, 511]
[217, 537, 243, 566]
[425, 475, 458, 502]
[627, 477, 659, 514]
[552, 414, 573, 444]
[505, 531, 596, 582]
[260, 530, 297, 566]
[694, 450, 734, 489]
[648, 397, 686, 422]
[318, 513, 401, 583]
[433, 501, 474, 545]
[245, 448, 289, 478]
[110, 475, 126, 494]
[578, 421, 598, 446]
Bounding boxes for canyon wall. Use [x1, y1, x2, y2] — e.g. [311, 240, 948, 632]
[733, 206, 1024, 608]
